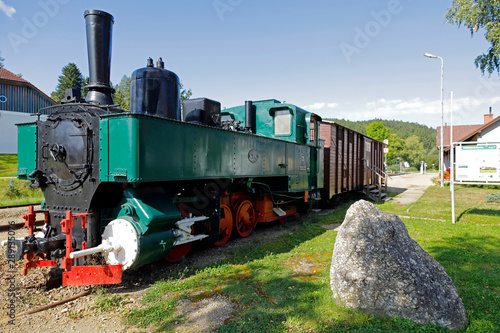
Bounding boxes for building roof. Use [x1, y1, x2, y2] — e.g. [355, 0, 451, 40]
[0, 67, 55, 105]
[0, 67, 30, 84]
[436, 125, 483, 147]
[437, 115, 500, 150]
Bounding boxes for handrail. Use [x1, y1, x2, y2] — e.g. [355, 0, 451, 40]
[373, 165, 387, 177]
[365, 164, 385, 179]
[363, 160, 388, 201]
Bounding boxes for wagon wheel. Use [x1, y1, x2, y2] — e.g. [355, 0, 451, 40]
[165, 242, 192, 263]
[233, 200, 256, 238]
[214, 204, 233, 246]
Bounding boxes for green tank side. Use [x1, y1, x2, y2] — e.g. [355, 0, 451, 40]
[99, 113, 290, 183]
[99, 112, 322, 192]
[16, 122, 38, 180]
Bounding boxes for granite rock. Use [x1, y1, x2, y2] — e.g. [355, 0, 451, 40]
[330, 200, 467, 330]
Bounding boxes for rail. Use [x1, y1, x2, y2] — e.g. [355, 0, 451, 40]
[0, 220, 45, 232]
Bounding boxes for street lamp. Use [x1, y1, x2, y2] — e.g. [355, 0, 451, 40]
[424, 52, 444, 187]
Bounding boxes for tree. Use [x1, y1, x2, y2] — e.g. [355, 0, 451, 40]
[446, 0, 500, 75]
[180, 81, 192, 102]
[0, 51, 4, 68]
[387, 133, 405, 165]
[113, 75, 131, 110]
[404, 135, 426, 169]
[366, 120, 390, 141]
[51, 63, 86, 103]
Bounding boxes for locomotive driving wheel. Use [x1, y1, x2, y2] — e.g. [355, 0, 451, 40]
[233, 200, 256, 238]
[214, 204, 233, 246]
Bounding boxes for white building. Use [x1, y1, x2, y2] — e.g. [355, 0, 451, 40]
[0, 67, 53, 153]
[437, 111, 500, 170]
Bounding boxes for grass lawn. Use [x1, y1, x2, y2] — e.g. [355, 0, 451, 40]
[0, 178, 44, 205]
[95, 186, 499, 332]
[0, 154, 43, 205]
[0, 154, 17, 177]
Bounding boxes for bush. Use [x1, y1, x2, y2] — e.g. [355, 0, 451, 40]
[5, 179, 21, 198]
[486, 192, 500, 203]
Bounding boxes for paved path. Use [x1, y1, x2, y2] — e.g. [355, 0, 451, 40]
[387, 173, 435, 205]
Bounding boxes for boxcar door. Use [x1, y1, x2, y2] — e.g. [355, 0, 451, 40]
[364, 138, 372, 185]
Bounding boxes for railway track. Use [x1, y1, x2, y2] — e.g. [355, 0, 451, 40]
[0, 220, 45, 232]
[0, 203, 43, 232]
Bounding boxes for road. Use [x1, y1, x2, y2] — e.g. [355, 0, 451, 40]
[387, 173, 435, 205]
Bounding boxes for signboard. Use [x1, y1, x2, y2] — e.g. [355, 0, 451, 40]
[383, 139, 389, 145]
[383, 147, 389, 153]
[455, 144, 500, 182]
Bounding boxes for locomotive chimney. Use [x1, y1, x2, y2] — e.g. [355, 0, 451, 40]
[245, 100, 256, 133]
[84, 9, 115, 105]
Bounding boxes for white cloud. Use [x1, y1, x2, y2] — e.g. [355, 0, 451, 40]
[0, 0, 15, 18]
[302, 102, 338, 111]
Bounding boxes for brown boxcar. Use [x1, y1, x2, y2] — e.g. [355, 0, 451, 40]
[319, 121, 384, 201]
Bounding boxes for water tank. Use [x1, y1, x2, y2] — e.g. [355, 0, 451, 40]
[130, 57, 181, 120]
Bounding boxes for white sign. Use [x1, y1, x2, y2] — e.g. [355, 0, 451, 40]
[456, 144, 500, 182]
[383, 147, 389, 153]
[383, 139, 389, 145]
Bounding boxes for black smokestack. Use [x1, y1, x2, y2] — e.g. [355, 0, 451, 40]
[84, 9, 114, 105]
[245, 100, 255, 133]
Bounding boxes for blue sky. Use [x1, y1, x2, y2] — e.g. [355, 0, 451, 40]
[1, 0, 500, 128]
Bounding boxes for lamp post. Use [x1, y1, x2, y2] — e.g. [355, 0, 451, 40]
[424, 52, 444, 187]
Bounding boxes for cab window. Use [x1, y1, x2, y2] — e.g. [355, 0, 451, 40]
[274, 110, 292, 136]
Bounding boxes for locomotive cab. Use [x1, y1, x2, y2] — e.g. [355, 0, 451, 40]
[222, 99, 321, 145]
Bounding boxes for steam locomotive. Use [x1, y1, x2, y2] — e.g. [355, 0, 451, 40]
[8, 9, 383, 286]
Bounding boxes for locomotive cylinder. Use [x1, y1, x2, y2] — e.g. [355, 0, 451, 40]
[130, 57, 181, 120]
[84, 10, 115, 105]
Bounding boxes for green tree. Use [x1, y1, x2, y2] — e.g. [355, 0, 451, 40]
[51, 63, 86, 103]
[425, 149, 439, 172]
[404, 135, 426, 169]
[387, 133, 405, 165]
[446, 0, 500, 75]
[113, 75, 131, 110]
[366, 120, 390, 141]
[180, 81, 192, 102]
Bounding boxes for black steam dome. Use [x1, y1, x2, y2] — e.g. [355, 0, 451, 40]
[129, 57, 181, 120]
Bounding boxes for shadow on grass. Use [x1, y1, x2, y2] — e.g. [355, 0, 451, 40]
[457, 208, 500, 223]
[457, 208, 471, 223]
[467, 208, 500, 217]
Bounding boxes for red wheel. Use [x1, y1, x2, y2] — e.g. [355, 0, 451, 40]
[166, 208, 193, 262]
[214, 204, 233, 246]
[165, 242, 192, 263]
[234, 200, 256, 238]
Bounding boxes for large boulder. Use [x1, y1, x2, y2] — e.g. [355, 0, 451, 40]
[330, 200, 467, 330]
